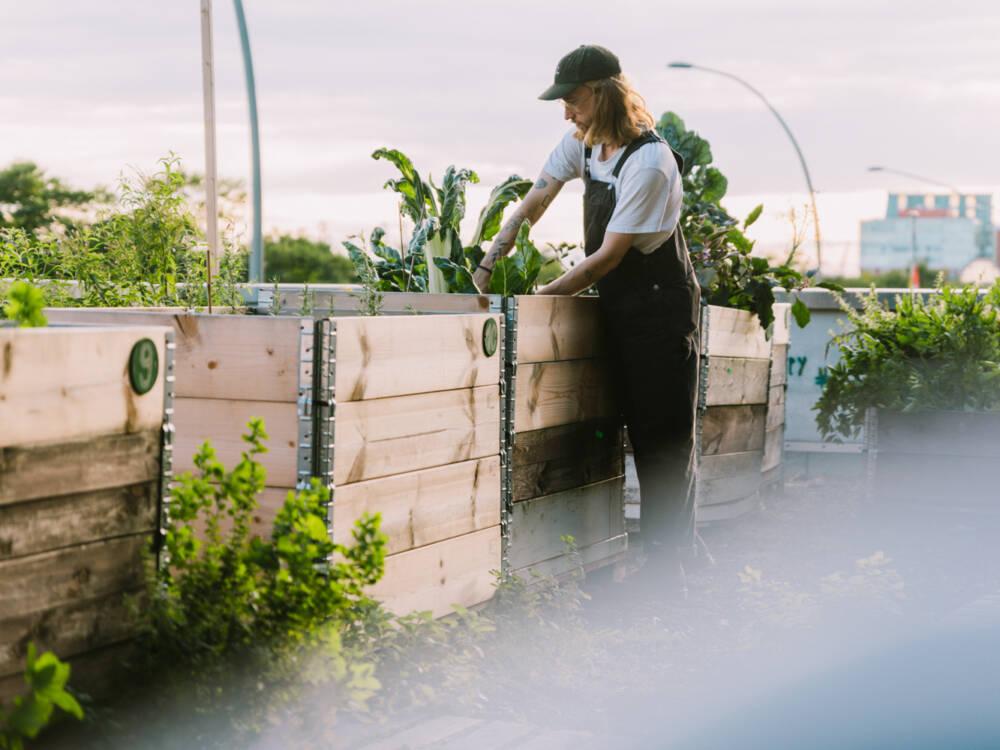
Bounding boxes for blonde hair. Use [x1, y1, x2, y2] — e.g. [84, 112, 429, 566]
[575, 74, 655, 148]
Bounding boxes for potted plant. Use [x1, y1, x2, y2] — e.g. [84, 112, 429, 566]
[814, 282, 1000, 506]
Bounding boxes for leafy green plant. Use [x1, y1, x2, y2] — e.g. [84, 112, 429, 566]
[814, 282, 1000, 439]
[487, 221, 545, 295]
[0, 643, 83, 749]
[142, 418, 388, 728]
[656, 112, 840, 329]
[344, 148, 533, 294]
[1, 281, 47, 327]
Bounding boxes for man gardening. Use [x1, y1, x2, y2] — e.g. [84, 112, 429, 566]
[474, 44, 700, 592]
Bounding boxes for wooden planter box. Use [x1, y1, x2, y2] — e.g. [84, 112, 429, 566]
[866, 408, 1000, 509]
[44, 306, 503, 617]
[697, 303, 789, 523]
[0, 325, 172, 704]
[262, 290, 628, 581]
[505, 295, 625, 579]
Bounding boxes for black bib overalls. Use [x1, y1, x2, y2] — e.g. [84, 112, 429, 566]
[583, 130, 701, 554]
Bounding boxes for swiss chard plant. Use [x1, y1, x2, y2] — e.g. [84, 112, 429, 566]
[814, 282, 1000, 439]
[344, 148, 538, 294]
[656, 111, 841, 330]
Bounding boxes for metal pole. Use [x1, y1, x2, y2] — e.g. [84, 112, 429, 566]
[668, 62, 823, 274]
[199, 0, 219, 311]
[233, 0, 263, 283]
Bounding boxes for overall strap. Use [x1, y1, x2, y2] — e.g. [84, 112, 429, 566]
[584, 145, 593, 180]
[611, 130, 665, 178]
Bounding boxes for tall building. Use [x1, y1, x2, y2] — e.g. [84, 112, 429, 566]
[860, 192, 996, 274]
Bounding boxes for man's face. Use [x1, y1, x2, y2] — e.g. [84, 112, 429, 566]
[562, 85, 596, 130]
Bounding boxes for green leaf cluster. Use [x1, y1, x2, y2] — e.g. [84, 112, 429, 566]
[814, 282, 1000, 439]
[142, 418, 388, 726]
[0, 643, 83, 749]
[1, 281, 47, 327]
[656, 112, 838, 330]
[0, 155, 248, 311]
[345, 148, 539, 295]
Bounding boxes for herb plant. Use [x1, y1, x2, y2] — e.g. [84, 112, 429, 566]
[142, 418, 387, 728]
[0, 643, 83, 749]
[1, 281, 47, 327]
[814, 283, 1000, 439]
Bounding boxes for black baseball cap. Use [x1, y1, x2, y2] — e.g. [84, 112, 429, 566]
[538, 44, 622, 101]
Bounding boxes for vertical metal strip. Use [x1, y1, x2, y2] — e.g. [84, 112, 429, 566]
[156, 329, 177, 572]
[296, 319, 315, 490]
[500, 297, 518, 577]
[310, 318, 336, 537]
[694, 301, 710, 519]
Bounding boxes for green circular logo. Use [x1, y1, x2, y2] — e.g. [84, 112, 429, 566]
[129, 338, 159, 395]
[482, 318, 499, 357]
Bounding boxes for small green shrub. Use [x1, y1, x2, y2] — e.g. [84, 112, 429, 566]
[141, 418, 388, 730]
[0, 643, 83, 749]
[1, 281, 47, 327]
[814, 282, 1000, 439]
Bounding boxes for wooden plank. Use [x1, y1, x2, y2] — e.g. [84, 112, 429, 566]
[508, 477, 624, 572]
[332, 457, 500, 556]
[514, 295, 606, 363]
[0, 589, 141, 680]
[701, 405, 766, 456]
[875, 410, 1000, 457]
[766, 384, 786, 431]
[0, 327, 166, 447]
[0, 483, 156, 562]
[705, 356, 770, 406]
[772, 302, 791, 346]
[706, 306, 770, 359]
[0, 535, 147, 621]
[762, 426, 784, 472]
[699, 450, 764, 481]
[872, 453, 1000, 503]
[369, 526, 500, 618]
[0, 428, 160, 506]
[271, 289, 496, 316]
[696, 492, 760, 524]
[334, 386, 500, 485]
[512, 421, 623, 502]
[512, 533, 627, 581]
[173, 397, 299, 488]
[334, 314, 500, 402]
[44, 310, 304, 402]
[184, 485, 289, 545]
[513, 359, 616, 433]
[698, 467, 761, 507]
[770, 344, 788, 386]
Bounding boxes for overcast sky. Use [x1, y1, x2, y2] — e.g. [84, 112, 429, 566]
[3, 0, 999, 274]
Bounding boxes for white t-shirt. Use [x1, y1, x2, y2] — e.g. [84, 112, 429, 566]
[543, 128, 683, 254]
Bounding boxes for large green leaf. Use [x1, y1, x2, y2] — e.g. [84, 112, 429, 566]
[373, 148, 430, 224]
[432, 257, 477, 294]
[438, 166, 478, 233]
[700, 167, 728, 204]
[470, 175, 531, 246]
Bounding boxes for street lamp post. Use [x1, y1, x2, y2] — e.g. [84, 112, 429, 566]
[667, 62, 822, 273]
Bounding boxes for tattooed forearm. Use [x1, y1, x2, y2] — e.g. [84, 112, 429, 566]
[533, 176, 549, 190]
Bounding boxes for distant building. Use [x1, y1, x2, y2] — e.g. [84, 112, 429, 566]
[860, 192, 996, 274]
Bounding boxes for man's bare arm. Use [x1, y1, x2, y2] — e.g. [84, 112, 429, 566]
[473, 171, 563, 291]
[536, 231, 635, 296]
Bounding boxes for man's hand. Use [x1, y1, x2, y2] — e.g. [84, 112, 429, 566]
[473, 265, 491, 293]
